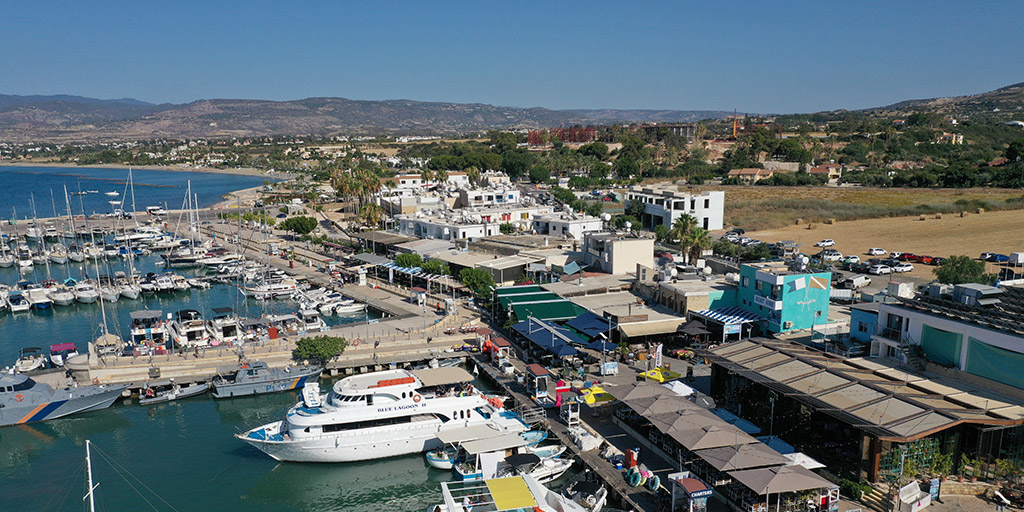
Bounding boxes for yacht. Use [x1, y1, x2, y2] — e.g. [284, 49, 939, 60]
[129, 310, 169, 348]
[73, 281, 101, 304]
[0, 373, 127, 426]
[0, 246, 13, 268]
[83, 243, 104, 261]
[67, 244, 85, 263]
[161, 245, 207, 268]
[207, 307, 242, 345]
[46, 284, 76, 306]
[428, 474, 590, 512]
[116, 273, 141, 299]
[296, 309, 328, 333]
[105, 191, 119, 197]
[48, 243, 69, 264]
[96, 276, 119, 303]
[334, 300, 367, 315]
[16, 244, 33, 271]
[24, 225, 43, 242]
[236, 367, 528, 463]
[212, 360, 322, 399]
[242, 278, 298, 300]
[102, 244, 120, 259]
[31, 248, 49, 266]
[7, 290, 31, 312]
[43, 225, 59, 241]
[170, 274, 190, 292]
[154, 274, 175, 293]
[168, 309, 210, 348]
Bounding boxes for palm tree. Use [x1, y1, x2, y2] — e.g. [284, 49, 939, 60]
[682, 227, 713, 264]
[359, 203, 384, 229]
[466, 166, 481, 187]
[670, 214, 697, 243]
[434, 168, 449, 186]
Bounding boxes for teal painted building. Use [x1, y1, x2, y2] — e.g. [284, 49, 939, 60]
[737, 262, 832, 333]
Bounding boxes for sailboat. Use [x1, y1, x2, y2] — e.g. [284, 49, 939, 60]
[0, 223, 13, 268]
[118, 169, 143, 299]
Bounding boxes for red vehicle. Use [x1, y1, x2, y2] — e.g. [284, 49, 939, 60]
[898, 253, 918, 261]
[915, 255, 935, 264]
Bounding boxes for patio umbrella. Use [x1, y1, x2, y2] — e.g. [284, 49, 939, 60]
[670, 424, 758, 451]
[647, 408, 721, 434]
[679, 320, 711, 336]
[548, 343, 578, 357]
[606, 381, 674, 404]
[726, 465, 834, 495]
[635, 394, 696, 418]
[693, 443, 790, 472]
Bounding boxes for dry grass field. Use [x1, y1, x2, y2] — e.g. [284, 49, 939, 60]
[745, 209, 1024, 279]
[711, 185, 1024, 231]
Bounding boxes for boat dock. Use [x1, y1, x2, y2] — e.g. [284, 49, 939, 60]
[472, 353, 681, 512]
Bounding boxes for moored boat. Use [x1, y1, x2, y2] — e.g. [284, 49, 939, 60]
[0, 373, 128, 427]
[213, 360, 321, 399]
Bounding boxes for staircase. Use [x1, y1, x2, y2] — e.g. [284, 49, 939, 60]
[896, 334, 926, 372]
[859, 486, 892, 512]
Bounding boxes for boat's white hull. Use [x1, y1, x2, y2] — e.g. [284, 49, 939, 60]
[240, 420, 447, 462]
[48, 292, 76, 306]
[49, 255, 68, 265]
[0, 256, 13, 268]
[120, 285, 141, 299]
[75, 292, 99, 304]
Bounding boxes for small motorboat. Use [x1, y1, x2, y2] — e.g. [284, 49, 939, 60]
[49, 342, 79, 367]
[139, 380, 210, 405]
[13, 347, 47, 373]
[425, 446, 459, 470]
[105, 191, 120, 197]
[525, 443, 567, 460]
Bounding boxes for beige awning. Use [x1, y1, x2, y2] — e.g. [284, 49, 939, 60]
[435, 423, 513, 444]
[728, 465, 835, 495]
[462, 433, 529, 455]
[618, 319, 686, 338]
[412, 367, 474, 387]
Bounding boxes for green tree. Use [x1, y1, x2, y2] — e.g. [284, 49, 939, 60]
[294, 335, 348, 365]
[625, 199, 645, 219]
[740, 243, 772, 261]
[585, 202, 605, 218]
[459, 268, 495, 298]
[654, 224, 670, 242]
[421, 259, 450, 275]
[359, 203, 384, 228]
[1008, 138, 1024, 162]
[500, 151, 532, 180]
[528, 166, 551, 183]
[395, 252, 422, 268]
[613, 215, 638, 231]
[671, 214, 697, 243]
[499, 222, 516, 234]
[933, 255, 996, 285]
[279, 215, 318, 236]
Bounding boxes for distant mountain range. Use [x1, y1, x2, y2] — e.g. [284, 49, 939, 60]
[1, 82, 1021, 142]
[0, 94, 732, 142]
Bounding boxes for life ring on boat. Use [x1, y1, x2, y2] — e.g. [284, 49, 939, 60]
[92, 378, 100, 385]
[628, 470, 643, 487]
[647, 474, 661, 491]
[413, 394, 422, 403]
[353, 340, 360, 347]
[13, 394, 23, 402]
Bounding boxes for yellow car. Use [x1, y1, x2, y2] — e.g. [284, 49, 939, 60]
[640, 367, 682, 383]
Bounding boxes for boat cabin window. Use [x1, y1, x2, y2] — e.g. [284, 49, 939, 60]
[435, 414, 450, 422]
[12, 380, 33, 392]
[475, 407, 491, 419]
[401, 392, 406, 399]
[366, 395, 374, 406]
[322, 415, 414, 433]
[304, 427, 310, 433]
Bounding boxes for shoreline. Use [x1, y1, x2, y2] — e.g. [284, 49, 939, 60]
[0, 160, 294, 180]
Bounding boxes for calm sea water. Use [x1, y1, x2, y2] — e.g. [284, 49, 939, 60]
[0, 166, 275, 219]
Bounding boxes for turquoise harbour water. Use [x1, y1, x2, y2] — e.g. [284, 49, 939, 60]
[0, 165, 274, 218]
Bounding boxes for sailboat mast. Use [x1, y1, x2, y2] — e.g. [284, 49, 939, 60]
[84, 439, 97, 512]
[128, 168, 139, 228]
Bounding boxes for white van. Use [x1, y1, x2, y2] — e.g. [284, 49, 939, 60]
[842, 275, 872, 289]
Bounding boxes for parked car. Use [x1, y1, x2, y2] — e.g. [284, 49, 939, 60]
[986, 253, 1010, 263]
[851, 262, 872, 274]
[914, 255, 935, 265]
[869, 264, 892, 275]
[980, 252, 996, 261]
[841, 275, 872, 289]
[931, 257, 947, 266]
[655, 251, 674, 261]
[881, 258, 900, 267]
[893, 262, 915, 273]
[897, 253, 917, 261]
[867, 248, 887, 256]
[727, 228, 745, 235]
[843, 255, 861, 264]
[815, 239, 835, 247]
[889, 251, 903, 259]
[820, 249, 843, 262]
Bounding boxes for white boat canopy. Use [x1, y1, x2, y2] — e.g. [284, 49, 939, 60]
[412, 367, 474, 387]
[462, 433, 530, 455]
[436, 423, 511, 445]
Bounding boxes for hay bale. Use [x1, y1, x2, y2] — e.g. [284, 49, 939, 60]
[807, 223, 817, 230]
[960, 211, 967, 217]
[795, 218, 803, 225]
[976, 208, 985, 214]
[919, 214, 927, 221]
[826, 218, 837, 225]
[934, 213, 942, 219]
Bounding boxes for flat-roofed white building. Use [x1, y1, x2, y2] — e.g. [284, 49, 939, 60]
[458, 187, 521, 208]
[531, 212, 603, 240]
[626, 185, 724, 231]
[397, 205, 553, 240]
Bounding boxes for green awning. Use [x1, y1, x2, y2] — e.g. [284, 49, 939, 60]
[494, 285, 544, 297]
[511, 300, 587, 321]
[499, 292, 561, 309]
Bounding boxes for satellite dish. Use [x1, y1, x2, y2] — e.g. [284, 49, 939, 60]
[624, 221, 632, 231]
[601, 213, 611, 222]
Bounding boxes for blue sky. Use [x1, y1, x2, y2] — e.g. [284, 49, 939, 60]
[1, 1, 1021, 113]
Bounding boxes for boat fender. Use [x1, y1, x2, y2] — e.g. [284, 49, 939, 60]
[647, 474, 661, 491]
[629, 470, 643, 487]
[585, 495, 597, 507]
[92, 378, 100, 385]
[413, 394, 422, 403]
